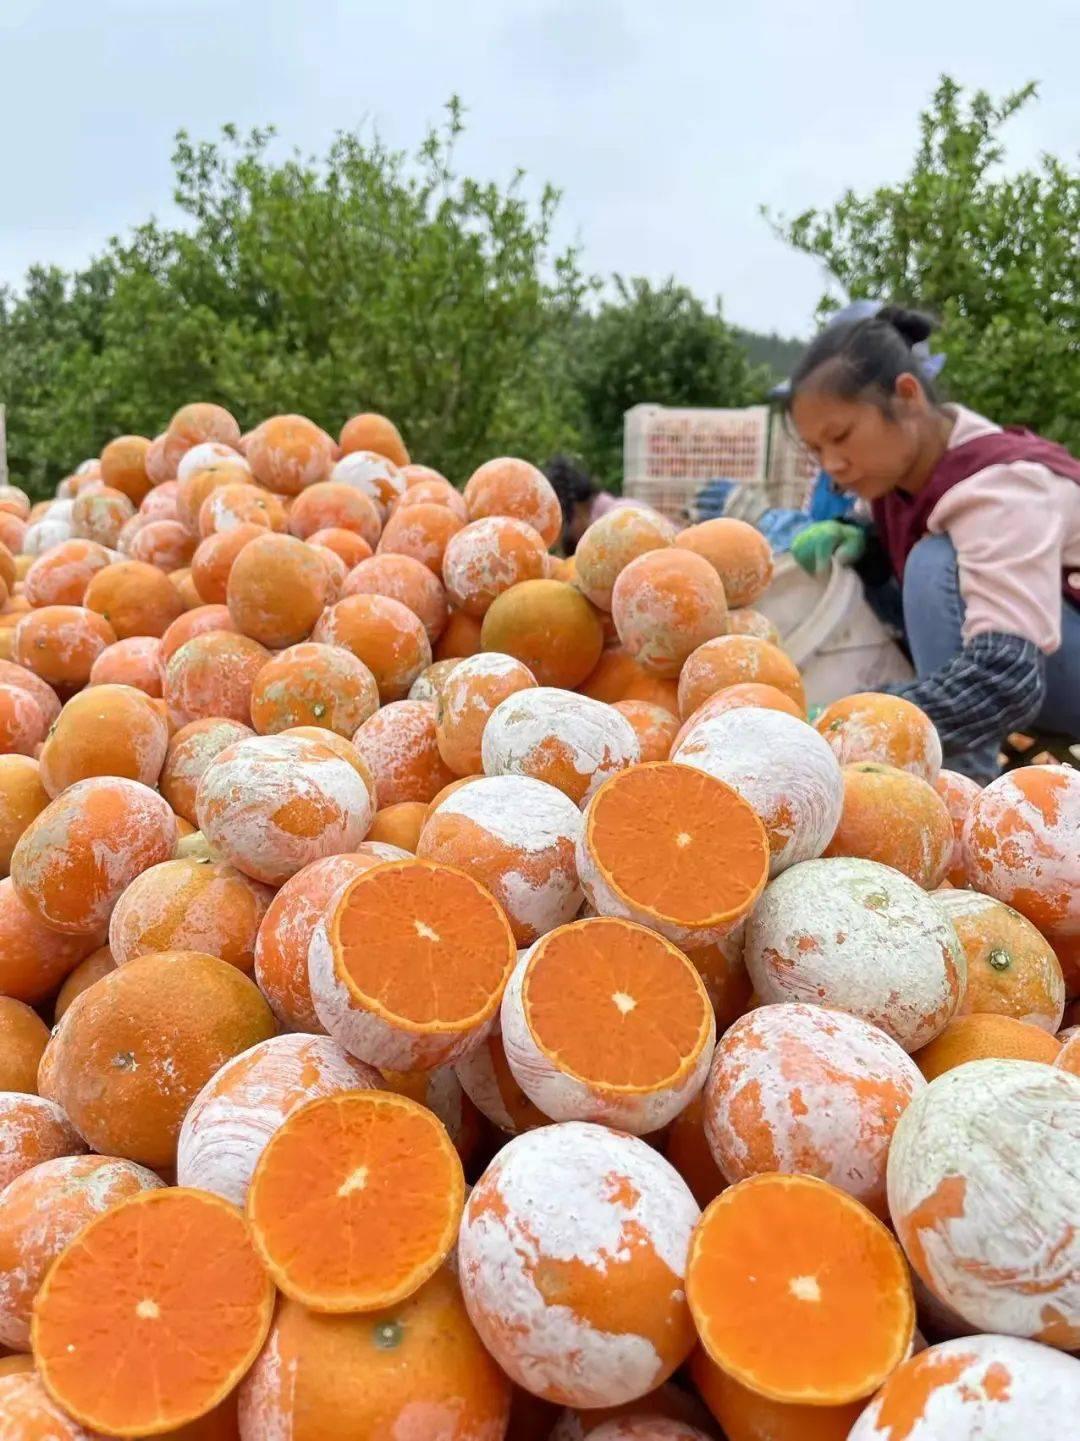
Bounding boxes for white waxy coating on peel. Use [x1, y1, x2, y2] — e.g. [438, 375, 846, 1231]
[850, 1334, 1080, 1439]
[744, 857, 966, 1051]
[673, 708, 843, 874]
[501, 943, 714, 1135]
[195, 734, 374, 886]
[887, 1059, 1080, 1343]
[176, 441, 250, 479]
[176, 1033, 379, 1207]
[481, 688, 640, 806]
[418, 775, 583, 944]
[0, 1154, 163, 1350]
[441, 516, 547, 614]
[330, 451, 405, 516]
[457, 1121, 699, 1407]
[963, 766, 1080, 932]
[703, 1002, 924, 1214]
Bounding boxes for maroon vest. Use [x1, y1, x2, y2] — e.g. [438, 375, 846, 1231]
[872, 427, 1080, 607]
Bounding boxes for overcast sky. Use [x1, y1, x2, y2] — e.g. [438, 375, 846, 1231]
[2, 0, 1076, 337]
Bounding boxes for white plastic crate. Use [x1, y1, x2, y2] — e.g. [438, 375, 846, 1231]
[766, 412, 818, 511]
[623, 404, 770, 523]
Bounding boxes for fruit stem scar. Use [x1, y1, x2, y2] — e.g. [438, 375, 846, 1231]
[414, 919, 440, 942]
[675, 832, 691, 848]
[788, 1274, 821, 1303]
[612, 991, 636, 1015]
[135, 1298, 161, 1320]
[338, 1165, 369, 1197]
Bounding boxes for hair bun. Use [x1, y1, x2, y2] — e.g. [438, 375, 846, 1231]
[877, 304, 937, 347]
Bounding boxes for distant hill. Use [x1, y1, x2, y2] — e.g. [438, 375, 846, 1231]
[732, 327, 806, 384]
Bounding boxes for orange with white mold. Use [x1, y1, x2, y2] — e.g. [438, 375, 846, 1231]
[674, 708, 843, 875]
[824, 763, 954, 889]
[455, 1022, 551, 1135]
[330, 449, 406, 517]
[338, 411, 411, 467]
[313, 592, 431, 702]
[10, 777, 177, 936]
[573, 506, 677, 611]
[88, 635, 164, 695]
[463, 457, 562, 548]
[126, 518, 196, 572]
[501, 918, 715, 1134]
[71, 488, 136, 548]
[22, 539, 112, 608]
[196, 733, 374, 887]
[109, 856, 273, 973]
[353, 700, 456, 806]
[308, 857, 515, 1071]
[38, 685, 169, 796]
[250, 641, 379, 738]
[393, 474, 468, 518]
[417, 774, 584, 946]
[287, 479, 382, 548]
[0, 756, 48, 876]
[13, 605, 116, 691]
[612, 699, 678, 762]
[849, 1334, 1080, 1439]
[0, 1154, 163, 1351]
[677, 634, 805, 719]
[225, 532, 329, 648]
[245, 414, 335, 495]
[253, 847, 410, 1034]
[177, 1032, 379, 1207]
[0, 685, 47, 758]
[163, 629, 269, 727]
[578, 763, 769, 949]
[237, 1268, 510, 1441]
[674, 517, 774, 608]
[935, 888, 1066, 1032]
[436, 651, 538, 776]
[725, 606, 782, 644]
[0, 880, 99, 1006]
[442, 516, 549, 617]
[456, 1120, 700, 1407]
[342, 552, 448, 643]
[481, 686, 640, 806]
[39, 950, 276, 1170]
[159, 717, 254, 824]
[814, 691, 943, 781]
[703, 1002, 925, 1217]
[198, 482, 286, 537]
[887, 1058, 1080, 1346]
[934, 768, 983, 886]
[377, 499, 464, 575]
[612, 549, 728, 679]
[745, 857, 965, 1052]
[0, 1371, 98, 1438]
[963, 765, 1080, 989]
[175, 440, 249, 480]
[0, 1095, 87, 1192]
[168, 401, 242, 453]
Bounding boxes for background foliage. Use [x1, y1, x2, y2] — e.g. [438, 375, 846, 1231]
[2, 78, 1076, 498]
[771, 77, 1080, 450]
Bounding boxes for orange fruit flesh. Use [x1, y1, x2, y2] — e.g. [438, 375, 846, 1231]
[247, 1091, 464, 1311]
[688, 1173, 914, 1406]
[589, 764, 768, 928]
[32, 1187, 272, 1438]
[331, 861, 513, 1030]
[524, 920, 711, 1090]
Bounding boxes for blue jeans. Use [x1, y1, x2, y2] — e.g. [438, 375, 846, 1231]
[903, 534, 1080, 779]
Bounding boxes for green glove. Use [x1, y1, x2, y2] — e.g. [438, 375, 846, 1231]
[791, 521, 867, 576]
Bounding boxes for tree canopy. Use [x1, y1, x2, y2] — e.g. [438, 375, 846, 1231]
[771, 77, 1080, 449]
[0, 102, 763, 497]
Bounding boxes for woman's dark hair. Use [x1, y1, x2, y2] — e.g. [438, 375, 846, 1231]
[787, 305, 941, 410]
[543, 455, 596, 519]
